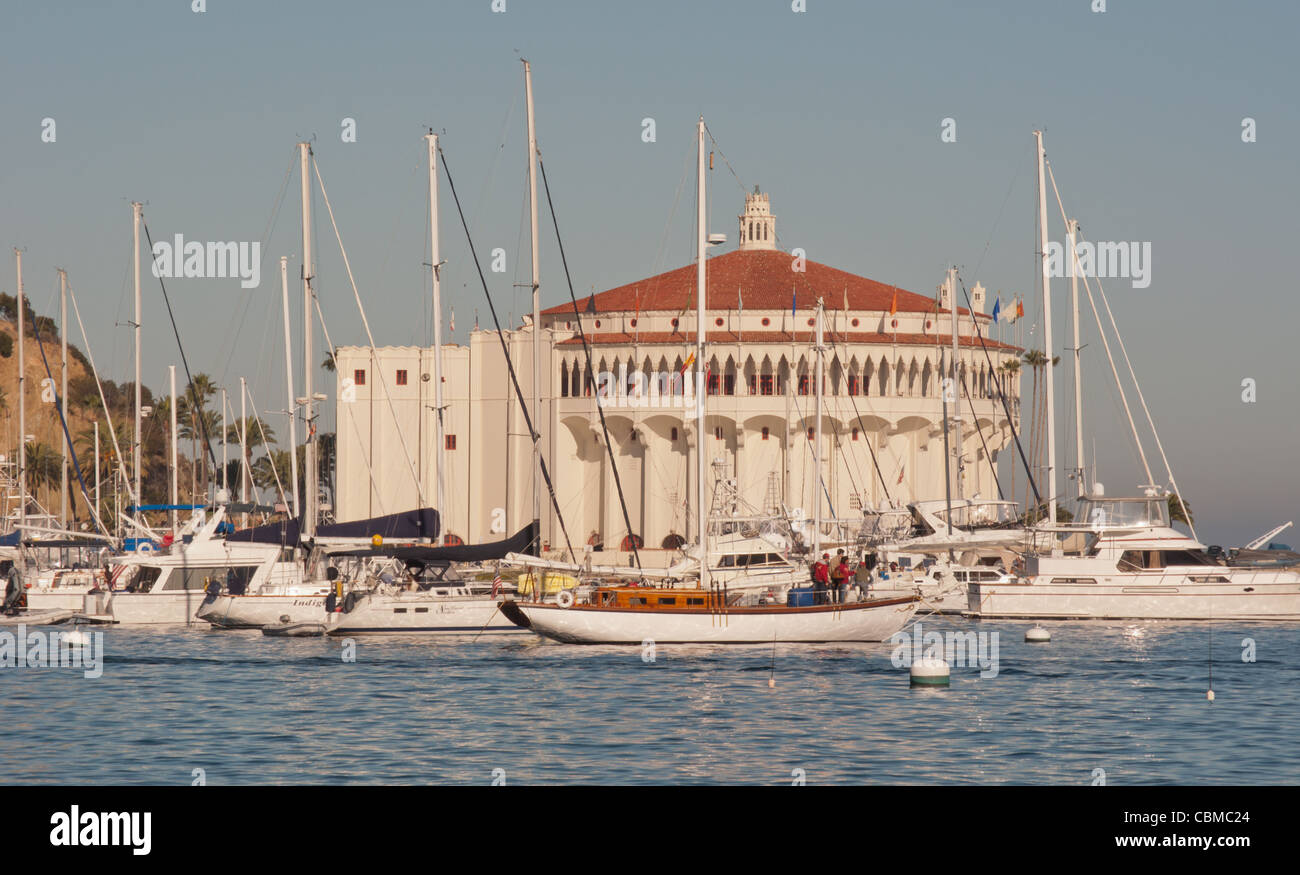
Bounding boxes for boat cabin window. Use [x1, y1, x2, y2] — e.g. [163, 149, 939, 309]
[932, 501, 1019, 529]
[1051, 578, 1098, 584]
[162, 565, 259, 591]
[718, 555, 735, 568]
[686, 597, 706, 605]
[1080, 498, 1168, 529]
[126, 566, 162, 592]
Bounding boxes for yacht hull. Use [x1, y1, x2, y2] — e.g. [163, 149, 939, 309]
[328, 593, 528, 635]
[967, 574, 1300, 620]
[500, 596, 918, 644]
[197, 594, 331, 629]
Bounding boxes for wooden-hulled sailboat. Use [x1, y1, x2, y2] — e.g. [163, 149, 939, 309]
[500, 113, 919, 643]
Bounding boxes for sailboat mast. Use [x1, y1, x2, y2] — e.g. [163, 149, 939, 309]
[169, 364, 178, 531]
[59, 268, 68, 527]
[524, 61, 543, 543]
[949, 267, 962, 502]
[298, 142, 317, 538]
[1034, 130, 1058, 526]
[1067, 217, 1085, 497]
[695, 115, 709, 589]
[94, 421, 100, 521]
[280, 255, 299, 518]
[220, 387, 227, 498]
[14, 249, 25, 532]
[132, 201, 143, 510]
[813, 298, 824, 557]
[940, 276, 953, 538]
[239, 376, 248, 528]
[427, 132, 446, 545]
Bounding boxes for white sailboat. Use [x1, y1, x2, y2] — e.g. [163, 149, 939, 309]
[502, 115, 919, 644]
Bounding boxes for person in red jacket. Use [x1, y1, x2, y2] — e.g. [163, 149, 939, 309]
[811, 553, 831, 605]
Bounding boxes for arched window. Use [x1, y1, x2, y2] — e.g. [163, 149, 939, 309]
[560, 361, 569, 397]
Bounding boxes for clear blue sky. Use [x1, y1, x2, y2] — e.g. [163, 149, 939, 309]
[2, 1, 1296, 546]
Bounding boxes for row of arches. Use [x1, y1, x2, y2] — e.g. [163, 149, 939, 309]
[557, 351, 1019, 401]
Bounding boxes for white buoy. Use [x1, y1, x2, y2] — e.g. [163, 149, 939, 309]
[63, 629, 90, 647]
[1207, 689, 1215, 702]
[1025, 625, 1051, 643]
[910, 657, 950, 687]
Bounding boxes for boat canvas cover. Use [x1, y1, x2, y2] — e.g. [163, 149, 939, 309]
[226, 507, 441, 547]
[329, 522, 539, 564]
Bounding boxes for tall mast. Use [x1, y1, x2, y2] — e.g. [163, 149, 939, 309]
[1067, 217, 1085, 497]
[280, 255, 299, 518]
[298, 142, 317, 538]
[523, 61, 542, 543]
[94, 421, 100, 521]
[132, 201, 143, 510]
[695, 115, 709, 589]
[169, 364, 178, 531]
[813, 298, 825, 558]
[220, 387, 227, 498]
[239, 377, 248, 528]
[427, 131, 446, 545]
[940, 275, 954, 538]
[1034, 130, 1058, 526]
[14, 249, 25, 532]
[948, 267, 962, 502]
[59, 268, 68, 527]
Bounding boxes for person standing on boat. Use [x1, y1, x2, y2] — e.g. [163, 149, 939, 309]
[2, 560, 22, 615]
[832, 555, 852, 604]
[812, 554, 831, 605]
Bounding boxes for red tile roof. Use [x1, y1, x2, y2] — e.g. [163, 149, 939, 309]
[541, 248, 982, 319]
[556, 330, 1020, 352]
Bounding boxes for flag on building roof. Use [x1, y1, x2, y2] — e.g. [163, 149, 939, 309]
[990, 297, 1001, 323]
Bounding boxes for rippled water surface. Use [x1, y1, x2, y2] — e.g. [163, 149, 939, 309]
[3, 619, 1298, 785]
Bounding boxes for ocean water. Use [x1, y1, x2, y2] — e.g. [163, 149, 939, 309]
[3, 618, 1298, 785]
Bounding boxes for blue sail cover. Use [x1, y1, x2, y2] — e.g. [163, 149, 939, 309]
[225, 507, 440, 547]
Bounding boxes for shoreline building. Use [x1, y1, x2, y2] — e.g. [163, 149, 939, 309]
[335, 192, 1022, 551]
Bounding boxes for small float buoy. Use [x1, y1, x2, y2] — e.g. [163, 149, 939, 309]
[910, 657, 950, 687]
[1207, 689, 1215, 702]
[768, 677, 775, 689]
[1025, 625, 1051, 643]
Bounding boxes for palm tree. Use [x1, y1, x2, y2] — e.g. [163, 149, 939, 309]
[1168, 494, 1194, 528]
[225, 418, 275, 506]
[1020, 349, 1058, 510]
[24, 440, 61, 509]
[175, 373, 217, 499]
[251, 449, 294, 504]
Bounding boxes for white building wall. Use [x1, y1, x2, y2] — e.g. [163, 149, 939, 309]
[334, 312, 1021, 550]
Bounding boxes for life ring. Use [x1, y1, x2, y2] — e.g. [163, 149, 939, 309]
[136, 541, 155, 554]
[556, 589, 575, 609]
[342, 591, 360, 613]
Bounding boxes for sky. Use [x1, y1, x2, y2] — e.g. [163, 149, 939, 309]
[1, 0, 1297, 546]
